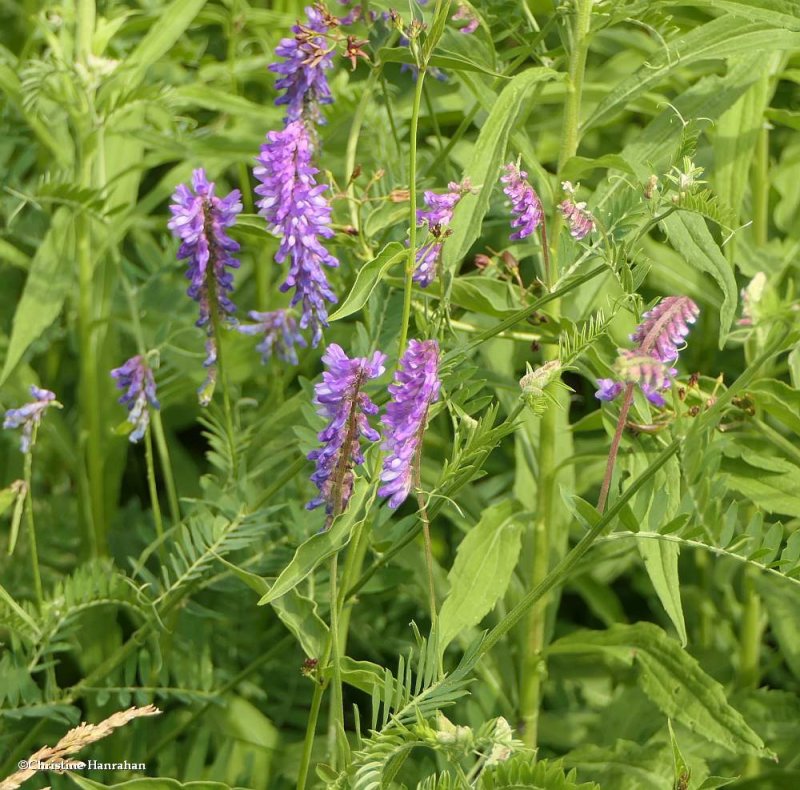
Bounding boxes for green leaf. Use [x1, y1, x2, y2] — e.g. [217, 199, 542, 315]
[585, 17, 800, 130]
[757, 578, 800, 680]
[660, 212, 737, 346]
[638, 538, 687, 646]
[438, 501, 524, 654]
[549, 623, 770, 757]
[124, 0, 208, 88]
[656, 0, 800, 31]
[378, 47, 502, 77]
[258, 479, 373, 605]
[749, 378, 800, 435]
[720, 446, 800, 517]
[329, 242, 405, 321]
[215, 555, 328, 659]
[70, 775, 240, 790]
[668, 719, 691, 790]
[0, 209, 74, 386]
[442, 67, 561, 276]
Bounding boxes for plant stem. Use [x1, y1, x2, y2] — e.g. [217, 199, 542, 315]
[150, 411, 181, 524]
[23, 449, 43, 609]
[752, 125, 769, 247]
[144, 428, 165, 560]
[520, 0, 593, 748]
[416, 490, 438, 652]
[398, 67, 427, 358]
[297, 678, 326, 790]
[327, 553, 348, 769]
[597, 383, 635, 512]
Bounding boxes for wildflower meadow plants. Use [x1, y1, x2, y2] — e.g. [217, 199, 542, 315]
[2, 0, 800, 788]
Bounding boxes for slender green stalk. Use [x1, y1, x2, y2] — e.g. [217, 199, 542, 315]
[398, 67, 427, 358]
[144, 428, 165, 560]
[297, 678, 326, 790]
[150, 412, 181, 524]
[752, 126, 769, 247]
[327, 553, 348, 768]
[520, 0, 593, 747]
[23, 447, 43, 609]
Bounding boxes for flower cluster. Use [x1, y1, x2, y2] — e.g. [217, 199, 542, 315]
[254, 121, 339, 346]
[558, 181, 595, 240]
[271, 5, 337, 124]
[413, 180, 471, 287]
[379, 340, 441, 508]
[307, 345, 386, 518]
[596, 296, 700, 407]
[3, 385, 60, 453]
[168, 168, 242, 404]
[452, 3, 479, 34]
[111, 356, 160, 443]
[501, 163, 543, 240]
[237, 309, 306, 365]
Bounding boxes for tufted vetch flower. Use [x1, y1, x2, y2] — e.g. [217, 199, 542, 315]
[271, 5, 337, 123]
[168, 168, 242, 404]
[254, 121, 339, 347]
[3, 386, 61, 453]
[501, 162, 543, 240]
[237, 309, 307, 365]
[111, 356, 160, 443]
[558, 181, 594, 240]
[595, 296, 699, 407]
[379, 339, 441, 509]
[307, 344, 386, 520]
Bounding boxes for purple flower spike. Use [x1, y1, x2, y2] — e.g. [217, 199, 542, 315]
[254, 121, 339, 347]
[168, 168, 241, 404]
[413, 240, 443, 288]
[111, 356, 160, 443]
[3, 385, 60, 453]
[558, 181, 595, 240]
[237, 309, 307, 365]
[501, 162, 543, 240]
[594, 296, 699, 407]
[630, 296, 700, 363]
[307, 344, 386, 519]
[271, 5, 336, 124]
[417, 180, 471, 227]
[452, 3, 479, 34]
[379, 339, 441, 509]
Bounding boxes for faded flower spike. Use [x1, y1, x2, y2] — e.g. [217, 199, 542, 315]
[168, 168, 242, 405]
[629, 296, 701, 363]
[271, 5, 336, 124]
[307, 344, 386, 519]
[379, 339, 441, 509]
[413, 180, 471, 287]
[596, 296, 699, 407]
[501, 162, 543, 240]
[558, 181, 594, 240]
[452, 3, 479, 34]
[237, 309, 307, 365]
[254, 120, 339, 346]
[3, 385, 61, 453]
[110, 355, 160, 443]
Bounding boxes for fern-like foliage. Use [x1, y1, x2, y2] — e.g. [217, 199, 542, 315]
[559, 310, 616, 366]
[477, 755, 600, 790]
[673, 189, 736, 230]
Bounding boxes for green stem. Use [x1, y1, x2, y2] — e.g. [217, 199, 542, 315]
[297, 678, 326, 790]
[23, 448, 43, 609]
[144, 428, 165, 560]
[398, 67, 427, 358]
[150, 411, 181, 525]
[520, 0, 593, 748]
[751, 125, 769, 247]
[327, 553, 347, 768]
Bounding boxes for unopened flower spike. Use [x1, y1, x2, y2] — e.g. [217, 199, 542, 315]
[271, 4, 337, 124]
[519, 360, 572, 416]
[254, 121, 339, 346]
[168, 169, 241, 406]
[111, 355, 160, 443]
[3, 386, 62, 453]
[307, 344, 386, 522]
[501, 162, 543, 240]
[237, 309, 307, 365]
[558, 180, 595, 240]
[596, 296, 700, 406]
[379, 339, 441, 508]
